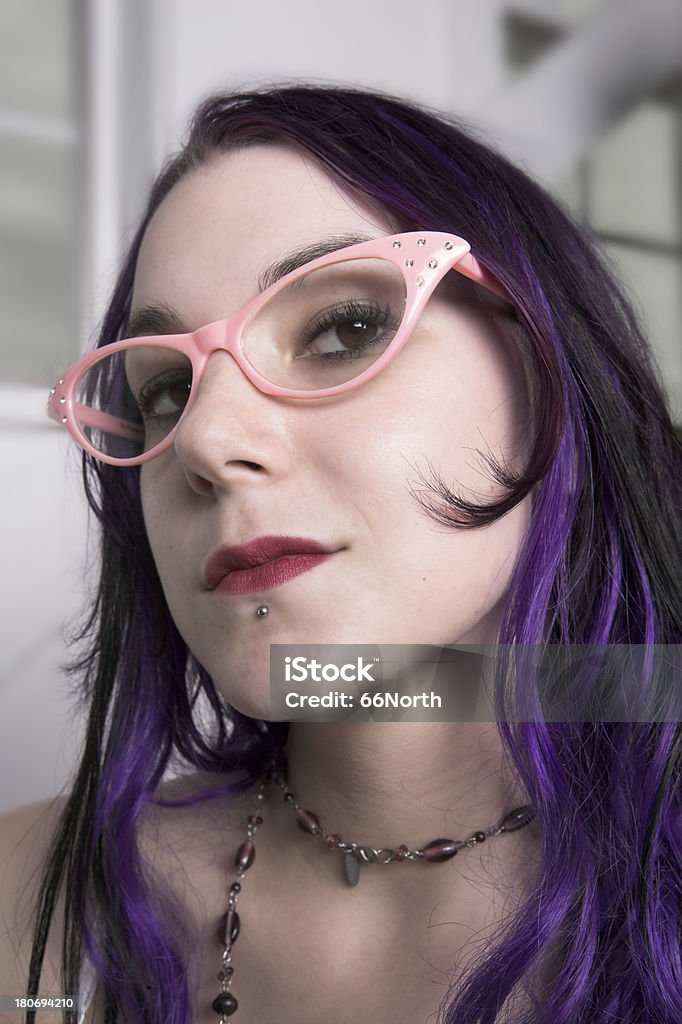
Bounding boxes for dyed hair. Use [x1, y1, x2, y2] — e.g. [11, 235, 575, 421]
[28, 87, 681, 1023]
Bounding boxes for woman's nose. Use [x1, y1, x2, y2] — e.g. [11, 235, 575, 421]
[173, 350, 293, 495]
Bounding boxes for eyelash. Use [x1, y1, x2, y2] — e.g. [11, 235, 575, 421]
[301, 299, 397, 355]
[136, 369, 191, 417]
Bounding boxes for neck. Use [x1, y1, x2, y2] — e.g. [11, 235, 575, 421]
[277, 720, 524, 847]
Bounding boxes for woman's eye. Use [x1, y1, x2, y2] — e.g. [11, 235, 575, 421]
[300, 301, 398, 360]
[309, 317, 380, 355]
[137, 372, 191, 420]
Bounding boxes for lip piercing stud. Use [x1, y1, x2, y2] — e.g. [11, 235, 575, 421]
[256, 606, 269, 618]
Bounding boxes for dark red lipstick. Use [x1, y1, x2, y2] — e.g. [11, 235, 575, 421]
[204, 536, 335, 596]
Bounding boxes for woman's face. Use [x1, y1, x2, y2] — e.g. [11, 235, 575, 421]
[133, 144, 532, 717]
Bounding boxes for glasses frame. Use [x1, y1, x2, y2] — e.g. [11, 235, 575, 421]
[47, 231, 512, 466]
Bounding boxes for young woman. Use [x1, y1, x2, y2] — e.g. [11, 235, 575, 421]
[2, 86, 680, 1024]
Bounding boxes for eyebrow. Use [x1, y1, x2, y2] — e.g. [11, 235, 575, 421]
[125, 303, 188, 339]
[126, 232, 376, 338]
[256, 231, 374, 291]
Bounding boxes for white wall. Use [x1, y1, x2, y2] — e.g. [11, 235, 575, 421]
[150, 0, 507, 161]
[0, 388, 89, 809]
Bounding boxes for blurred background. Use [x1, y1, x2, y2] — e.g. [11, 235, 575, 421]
[1, 0, 680, 811]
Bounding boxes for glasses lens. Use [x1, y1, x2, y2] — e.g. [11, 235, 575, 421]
[242, 258, 406, 390]
[73, 345, 192, 460]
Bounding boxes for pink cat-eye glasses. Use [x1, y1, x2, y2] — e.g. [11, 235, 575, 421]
[47, 231, 513, 466]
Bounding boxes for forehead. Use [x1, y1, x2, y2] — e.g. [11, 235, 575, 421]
[132, 144, 394, 328]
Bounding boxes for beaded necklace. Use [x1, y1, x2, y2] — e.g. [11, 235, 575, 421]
[210, 765, 535, 1020]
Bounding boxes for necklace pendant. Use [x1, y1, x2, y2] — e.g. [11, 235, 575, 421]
[344, 851, 361, 886]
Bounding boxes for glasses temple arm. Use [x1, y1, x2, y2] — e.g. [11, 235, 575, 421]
[47, 396, 144, 442]
[455, 253, 513, 305]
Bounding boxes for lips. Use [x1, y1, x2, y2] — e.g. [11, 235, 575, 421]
[204, 535, 336, 596]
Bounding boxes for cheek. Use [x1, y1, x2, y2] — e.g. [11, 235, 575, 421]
[139, 461, 187, 591]
[140, 467, 165, 554]
[435, 313, 529, 452]
[341, 321, 528, 502]
[313, 315, 531, 639]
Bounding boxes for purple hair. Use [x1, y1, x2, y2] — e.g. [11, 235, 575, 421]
[28, 86, 681, 1023]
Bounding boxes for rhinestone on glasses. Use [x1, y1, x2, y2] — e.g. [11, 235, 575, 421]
[392, 240, 401, 248]
[427, 259, 438, 269]
[404, 258, 414, 267]
[444, 241, 454, 250]
[417, 238, 426, 246]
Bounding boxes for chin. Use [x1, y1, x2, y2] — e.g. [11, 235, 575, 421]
[190, 641, 272, 720]
[214, 673, 273, 721]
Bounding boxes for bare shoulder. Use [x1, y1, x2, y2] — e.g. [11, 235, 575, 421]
[145, 769, 256, 835]
[140, 769, 255, 869]
[0, 797, 68, 993]
[0, 774, 256, 1004]
[138, 770, 257, 917]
